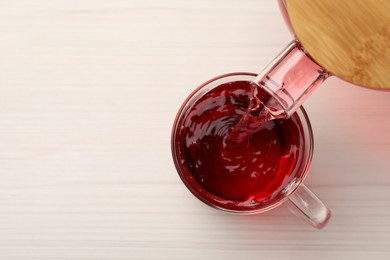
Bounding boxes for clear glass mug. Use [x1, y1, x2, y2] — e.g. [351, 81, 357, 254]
[172, 73, 331, 229]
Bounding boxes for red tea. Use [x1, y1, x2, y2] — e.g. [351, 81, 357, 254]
[172, 80, 306, 211]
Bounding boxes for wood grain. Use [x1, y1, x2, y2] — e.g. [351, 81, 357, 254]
[0, 0, 390, 259]
[288, 0, 390, 88]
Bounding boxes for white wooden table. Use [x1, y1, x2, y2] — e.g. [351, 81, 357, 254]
[1, 0, 390, 259]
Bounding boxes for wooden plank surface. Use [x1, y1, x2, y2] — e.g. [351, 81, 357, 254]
[0, 0, 390, 259]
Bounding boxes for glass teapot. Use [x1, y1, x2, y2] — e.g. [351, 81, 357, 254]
[257, 0, 390, 119]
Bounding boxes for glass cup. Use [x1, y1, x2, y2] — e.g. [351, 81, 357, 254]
[171, 73, 331, 229]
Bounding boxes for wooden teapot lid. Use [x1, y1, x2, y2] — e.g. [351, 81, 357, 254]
[287, 0, 390, 89]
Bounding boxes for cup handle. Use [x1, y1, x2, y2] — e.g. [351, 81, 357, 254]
[284, 183, 331, 229]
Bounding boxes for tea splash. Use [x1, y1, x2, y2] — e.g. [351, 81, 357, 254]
[226, 82, 279, 149]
